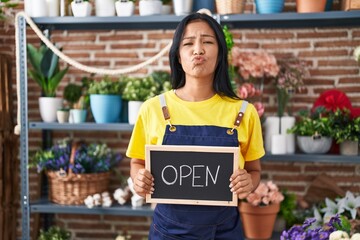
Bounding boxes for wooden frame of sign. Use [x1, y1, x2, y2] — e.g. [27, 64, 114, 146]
[145, 145, 239, 207]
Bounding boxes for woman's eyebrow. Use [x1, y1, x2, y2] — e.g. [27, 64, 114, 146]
[182, 34, 216, 40]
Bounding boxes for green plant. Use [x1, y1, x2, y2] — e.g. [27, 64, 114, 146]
[161, 0, 171, 4]
[329, 108, 360, 143]
[38, 226, 71, 240]
[63, 83, 82, 108]
[287, 107, 333, 137]
[279, 190, 298, 228]
[88, 76, 123, 95]
[0, 0, 17, 21]
[27, 44, 69, 97]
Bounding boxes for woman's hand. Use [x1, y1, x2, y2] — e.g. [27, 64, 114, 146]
[133, 168, 154, 198]
[229, 169, 253, 200]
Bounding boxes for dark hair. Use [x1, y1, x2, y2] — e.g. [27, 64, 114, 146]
[169, 13, 238, 99]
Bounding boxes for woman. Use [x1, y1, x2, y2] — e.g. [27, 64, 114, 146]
[127, 12, 264, 239]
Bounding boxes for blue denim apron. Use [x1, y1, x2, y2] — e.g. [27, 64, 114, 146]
[149, 94, 248, 240]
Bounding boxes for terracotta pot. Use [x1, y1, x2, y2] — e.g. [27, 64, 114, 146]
[296, 0, 326, 12]
[239, 202, 280, 240]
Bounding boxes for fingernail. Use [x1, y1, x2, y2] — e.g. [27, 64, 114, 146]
[230, 188, 234, 192]
[151, 187, 155, 192]
[229, 183, 233, 188]
[229, 178, 233, 181]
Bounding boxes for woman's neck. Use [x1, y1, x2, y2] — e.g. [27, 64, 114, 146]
[175, 81, 215, 102]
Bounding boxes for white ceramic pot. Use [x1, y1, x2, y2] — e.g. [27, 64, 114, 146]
[271, 134, 287, 154]
[281, 116, 296, 154]
[24, 0, 32, 16]
[32, 0, 48, 17]
[264, 116, 280, 152]
[47, 0, 60, 16]
[340, 140, 359, 156]
[115, 1, 135, 16]
[161, 4, 172, 14]
[297, 136, 332, 154]
[57, 110, 69, 123]
[71, 1, 92, 17]
[139, 0, 162, 16]
[39, 97, 63, 123]
[128, 101, 143, 125]
[173, 0, 193, 16]
[95, 0, 115, 16]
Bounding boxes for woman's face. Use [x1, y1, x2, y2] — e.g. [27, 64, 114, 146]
[178, 20, 219, 81]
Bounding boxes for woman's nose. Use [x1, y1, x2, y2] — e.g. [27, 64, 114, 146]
[193, 42, 204, 55]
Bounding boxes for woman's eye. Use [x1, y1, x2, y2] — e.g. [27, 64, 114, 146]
[203, 41, 214, 44]
[183, 42, 193, 46]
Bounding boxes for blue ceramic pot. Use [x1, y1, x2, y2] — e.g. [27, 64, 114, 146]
[325, 0, 333, 11]
[192, 0, 214, 12]
[255, 0, 284, 14]
[90, 94, 122, 123]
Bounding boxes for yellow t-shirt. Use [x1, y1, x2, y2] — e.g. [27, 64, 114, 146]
[126, 90, 265, 168]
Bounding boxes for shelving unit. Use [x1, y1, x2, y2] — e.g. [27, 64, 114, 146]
[17, 11, 360, 239]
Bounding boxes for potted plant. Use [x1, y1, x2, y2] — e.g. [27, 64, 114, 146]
[115, 0, 136, 16]
[95, 0, 116, 16]
[27, 43, 69, 123]
[329, 108, 360, 156]
[287, 107, 334, 154]
[161, 0, 172, 14]
[38, 226, 71, 240]
[122, 72, 171, 124]
[29, 138, 123, 205]
[71, 0, 92, 17]
[88, 76, 124, 123]
[239, 180, 285, 240]
[63, 82, 88, 123]
[139, 0, 163, 16]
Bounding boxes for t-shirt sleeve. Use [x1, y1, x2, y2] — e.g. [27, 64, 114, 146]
[241, 104, 265, 161]
[126, 106, 147, 160]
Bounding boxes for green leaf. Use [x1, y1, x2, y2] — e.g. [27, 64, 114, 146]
[46, 67, 69, 97]
[41, 47, 59, 79]
[27, 44, 43, 73]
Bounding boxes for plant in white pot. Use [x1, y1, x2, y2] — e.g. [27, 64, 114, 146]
[161, 0, 172, 14]
[115, 0, 136, 16]
[287, 107, 334, 154]
[71, 0, 92, 17]
[139, 0, 162, 16]
[329, 108, 360, 156]
[27, 43, 69, 123]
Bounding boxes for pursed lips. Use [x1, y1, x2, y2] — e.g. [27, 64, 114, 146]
[192, 56, 206, 65]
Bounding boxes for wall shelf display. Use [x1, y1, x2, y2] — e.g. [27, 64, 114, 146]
[17, 12, 360, 239]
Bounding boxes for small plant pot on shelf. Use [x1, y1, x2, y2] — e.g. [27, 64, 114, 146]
[69, 109, 87, 123]
[296, 0, 326, 12]
[71, 0, 92, 17]
[57, 109, 70, 123]
[90, 94, 122, 123]
[255, 0, 285, 14]
[39, 97, 63, 123]
[115, 0, 135, 16]
[297, 136, 332, 154]
[139, 0, 162, 16]
[340, 140, 359, 156]
[173, 0, 193, 16]
[215, 0, 245, 14]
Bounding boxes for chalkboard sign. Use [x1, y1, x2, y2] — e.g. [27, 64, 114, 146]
[145, 145, 239, 206]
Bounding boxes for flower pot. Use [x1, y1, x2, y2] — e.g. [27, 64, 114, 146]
[255, 0, 285, 14]
[281, 116, 296, 154]
[139, 0, 162, 16]
[264, 116, 280, 152]
[271, 134, 287, 154]
[161, 4, 172, 14]
[47, 0, 60, 16]
[340, 140, 359, 156]
[39, 97, 63, 123]
[69, 109, 87, 123]
[296, 0, 326, 12]
[57, 110, 69, 123]
[115, 1, 135, 16]
[192, 0, 215, 12]
[128, 100, 143, 125]
[71, 1, 92, 17]
[90, 94, 122, 123]
[297, 136, 332, 154]
[32, 0, 48, 17]
[173, 0, 193, 16]
[95, 0, 115, 16]
[239, 202, 280, 240]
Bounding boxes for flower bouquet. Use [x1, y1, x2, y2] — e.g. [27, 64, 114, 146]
[231, 47, 279, 118]
[239, 181, 284, 239]
[30, 139, 122, 205]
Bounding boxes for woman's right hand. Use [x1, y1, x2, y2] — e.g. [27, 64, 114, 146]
[131, 158, 154, 198]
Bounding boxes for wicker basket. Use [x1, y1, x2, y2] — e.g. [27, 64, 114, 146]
[46, 142, 111, 205]
[215, 0, 246, 14]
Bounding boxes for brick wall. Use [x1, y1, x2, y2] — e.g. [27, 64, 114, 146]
[1, 1, 359, 239]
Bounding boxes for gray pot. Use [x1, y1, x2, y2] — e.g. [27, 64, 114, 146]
[340, 140, 359, 156]
[297, 136, 332, 154]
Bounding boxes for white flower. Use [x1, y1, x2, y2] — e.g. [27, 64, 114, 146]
[312, 207, 323, 228]
[338, 191, 360, 219]
[329, 230, 349, 240]
[321, 198, 343, 222]
[351, 233, 360, 240]
[354, 46, 360, 62]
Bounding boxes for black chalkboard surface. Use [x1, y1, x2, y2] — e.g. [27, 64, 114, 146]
[145, 145, 239, 206]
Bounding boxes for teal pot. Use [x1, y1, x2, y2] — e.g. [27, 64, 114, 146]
[255, 0, 285, 13]
[193, 0, 215, 12]
[69, 109, 87, 123]
[121, 100, 129, 123]
[90, 94, 122, 123]
[325, 0, 333, 11]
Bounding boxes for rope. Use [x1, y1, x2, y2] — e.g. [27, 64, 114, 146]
[14, 11, 173, 135]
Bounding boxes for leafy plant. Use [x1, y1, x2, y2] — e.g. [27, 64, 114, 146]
[27, 44, 69, 97]
[329, 108, 360, 143]
[0, 0, 17, 21]
[88, 76, 124, 95]
[161, 0, 171, 4]
[287, 107, 333, 137]
[38, 226, 71, 240]
[279, 190, 298, 228]
[63, 83, 82, 108]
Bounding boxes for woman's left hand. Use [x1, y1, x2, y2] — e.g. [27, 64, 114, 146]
[229, 169, 253, 200]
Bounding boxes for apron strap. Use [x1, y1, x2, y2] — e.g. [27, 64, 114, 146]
[233, 100, 248, 127]
[159, 93, 170, 120]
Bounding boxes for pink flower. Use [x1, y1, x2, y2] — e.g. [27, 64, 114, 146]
[245, 180, 284, 206]
[253, 102, 265, 117]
